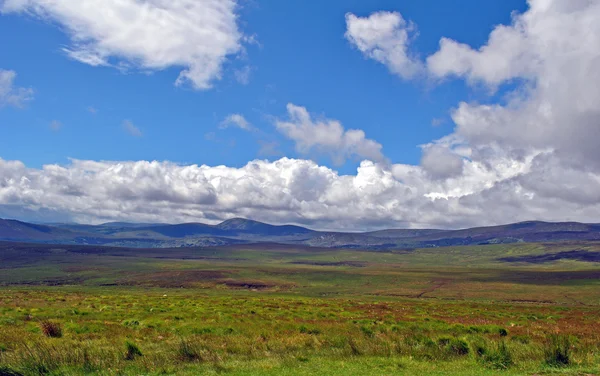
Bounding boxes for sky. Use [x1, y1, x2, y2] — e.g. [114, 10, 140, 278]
[0, 0, 599, 230]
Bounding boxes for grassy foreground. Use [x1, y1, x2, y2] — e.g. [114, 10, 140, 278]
[1, 241, 600, 375]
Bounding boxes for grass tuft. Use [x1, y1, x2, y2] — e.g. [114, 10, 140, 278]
[544, 334, 571, 367]
[474, 340, 513, 370]
[39, 320, 62, 338]
[177, 339, 200, 362]
[124, 341, 143, 360]
[438, 337, 470, 356]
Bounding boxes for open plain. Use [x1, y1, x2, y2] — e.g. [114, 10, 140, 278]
[1, 241, 599, 375]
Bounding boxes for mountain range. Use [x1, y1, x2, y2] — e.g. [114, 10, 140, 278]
[2, 217, 600, 249]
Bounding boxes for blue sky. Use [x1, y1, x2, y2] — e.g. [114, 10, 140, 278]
[0, 0, 525, 173]
[1, 0, 598, 230]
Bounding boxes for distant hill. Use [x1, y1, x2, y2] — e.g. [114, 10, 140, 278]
[2, 218, 600, 249]
[0, 219, 88, 241]
[411, 221, 600, 246]
[216, 218, 314, 236]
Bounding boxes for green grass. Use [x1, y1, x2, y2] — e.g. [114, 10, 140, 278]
[0, 241, 600, 374]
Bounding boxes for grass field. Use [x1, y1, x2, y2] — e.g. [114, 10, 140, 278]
[1, 241, 600, 375]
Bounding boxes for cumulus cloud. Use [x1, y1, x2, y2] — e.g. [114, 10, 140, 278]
[341, 0, 600, 228]
[122, 120, 142, 137]
[1, 0, 243, 90]
[219, 114, 254, 131]
[276, 103, 385, 165]
[445, 0, 600, 170]
[0, 69, 33, 108]
[348, 1, 600, 168]
[345, 11, 423, 79]
[420, 145, 464, 179]
[1, 153, 600, 231]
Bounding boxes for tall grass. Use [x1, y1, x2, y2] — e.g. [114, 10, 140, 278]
[544, 334, 571, 367]
[0, 287, 599, 375]
[124, 341, 143, 360]
[473, 340, 513, 370]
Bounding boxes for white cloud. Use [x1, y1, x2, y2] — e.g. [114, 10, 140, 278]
[276, 103, 385, 165]
[2, 152, 600, 231]
[341, 0, 600, 228]
[345, 11, 423, 79]
[420, 145, 464, 179]
[442, 0, 600, 170]
[0, 69, 33, 108]
[1, 0, 244, 90]
[122, 120, 142, 137]
[219, 114, 253, 131]
[347, 1, 600, 169]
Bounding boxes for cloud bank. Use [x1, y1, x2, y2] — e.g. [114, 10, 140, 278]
[1, 149, 599, 231]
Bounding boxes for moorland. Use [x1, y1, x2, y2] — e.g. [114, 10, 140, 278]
[1, 231, 600, 375]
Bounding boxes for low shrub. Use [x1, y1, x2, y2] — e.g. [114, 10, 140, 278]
[474, 341, 513, 370]
[122, 320, 140, 327]
[124, 341, 143, 360]
[360, 325, 374, 338]
[544, 334, 571, 367]
[438, 337, 470, 356]
[177, 339, 200, 362]
[299, 325, 321, 335]
[39, 321, 62, 338]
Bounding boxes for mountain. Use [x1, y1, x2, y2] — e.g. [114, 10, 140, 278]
[0, 219, 88, 241]
[216, 218, 314, 236]
[3, 218, 600, 249]
[411, 221, 600, 246]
